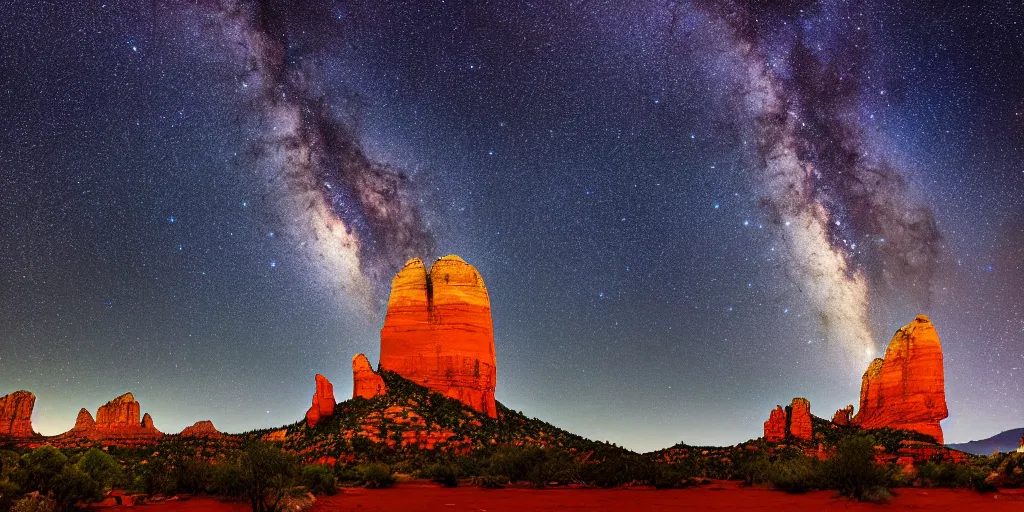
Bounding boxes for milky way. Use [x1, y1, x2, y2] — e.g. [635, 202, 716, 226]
[205, 0, 435, 307]
[694, 1, 942, 363]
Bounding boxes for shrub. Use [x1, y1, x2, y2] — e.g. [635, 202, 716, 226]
[822, 435, 889, 502]
[238, 442, 299, 512]
[209, 462, 247, 498]
[425, 464, 460, 488]
[359, 464, 396, 489]
[0, 478, 22, 510]
[299, 465, 337, 495]
[50, 465, 102, 511]
[768, 457, 819, 493]
[75, 449, 123, 490]
[16, 446, 67, 494]
[11, 496, 57, 512]
[472, 475, 508, 489]
[173, 458, 213, 495]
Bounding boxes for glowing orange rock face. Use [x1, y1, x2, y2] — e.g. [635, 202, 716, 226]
[352, 354, 386, 399]
[789, 398, 813, 441]
[380, 256, 497, 418]
[71, 408, 95, 434]
[180, 420, 222, 438]
[764, 406, 786, 442]
[832, 405, 854, 426]
[69, 393, 162, 441]
[305, 374, 336, 427]
[0, 391, 35, 438]
[853, 315, 948, 443]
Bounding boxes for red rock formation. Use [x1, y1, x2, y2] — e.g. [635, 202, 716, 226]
[0, 391, 35, 438]
[305, 374, 336, 427]
[832, 405, 854, 426]
[1017, 433, 1024, 454]
[764, 406, 786, 442]
[789, 398, 813, 441]
[352, 354, 386, 399]
[70, 408, 96, 436]
[853, 315, 948, 443]
[379, 256, 497, 417]
[180, 420, 222, 438]
[95, 393, 142, 434]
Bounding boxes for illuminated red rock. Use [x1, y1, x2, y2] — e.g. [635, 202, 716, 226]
[832, 405, 854, 426]
[352, 354, 386, 399]
[305, 374, 336, 427]
[179, 420, 222, 438]
[88, 393, 162, 440]
[0, 391, 35, 438]
[379, 256, 497, 417]
[853, 315, 948, 443]
[1018, 433, 1024, 454]
[71, 408, 96, 436]
[764, 406, 786, 442]
[789, 398, 812, 441]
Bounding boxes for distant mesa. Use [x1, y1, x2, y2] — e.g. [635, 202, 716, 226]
[61, 392, 163, 443]
[305, 374, 336, 427]
[762, 397, 812, 442]
[179, 420, 222, 439]
[0, 391, 36, 438]
[852, 315, 948, 443]
[352, 354, 386, 400]
[378, 255, 497, 417]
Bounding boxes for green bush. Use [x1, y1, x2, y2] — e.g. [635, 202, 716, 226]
[50, 465, 102, 511]
[472, 475, 508, 489]
[822, 435, 890, 502]
[0, 478, 22, 510]
[75, 449, 123, 490]
[238, 442, 299, 512]
[299, 465, 337, 495]
[173, 458, 213, 495]
[425, 463, 460, 488]
[768, 457, 819, 493]
[209, 462, 247, 498]
[359, 464, 396, 489]
[16, 446, 67, 494]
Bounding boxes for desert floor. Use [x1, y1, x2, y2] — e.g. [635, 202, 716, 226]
[94, 480, 1024, 511]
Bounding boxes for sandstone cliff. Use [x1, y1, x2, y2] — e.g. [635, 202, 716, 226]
[0, 391, 35, 438]
[789, 398, 812, 441]
[764, 406, 786, 442]
[379, 256, 497, 417]
[179, 420, 222, 438]
[832, 405, 854, 426]
[352, 354, 386, 399]
[853, 315, 948, 443]
[305, 374, 336, 427]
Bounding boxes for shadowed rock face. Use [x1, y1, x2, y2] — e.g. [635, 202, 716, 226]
[180, 420, 222, 438]
[764, 406, 786, 442]
[0, 391, 35, 438]
[379, 256, 497, 417]
[352, 354, 386, 399]
[853, 315, 948, 443]
[305, 374, 336, 427]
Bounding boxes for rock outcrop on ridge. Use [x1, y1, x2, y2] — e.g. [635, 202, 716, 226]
[305, 374, 336, 427]
[179, 420, 222, 438]
[832, 405, 854, 427]
[379, 256, 497, 417]
[62, 393, 162, 442]
[352, 354, 386, 400]
[0, 391, 36, 438]
[763, 397, 813, 442]
[853, 315, 948, 443]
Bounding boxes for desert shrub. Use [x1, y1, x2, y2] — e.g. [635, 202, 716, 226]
[472, 475, 508, 489]
[768, 457, 820, 493]
[484, 446, 545, 482]
[11, 495, 57, 512]
[334, 466, 362, 484]
[423, 463, 460, 487]
[15, 446, 67, 494]
[580, 453, 655, 488]
[238, 442, 299, 512]
[0, 451, 21, 480]
[0, 478, 22, 510]
[49, 465, 102, 511]
[359, 464, 396, 489]
[736, 450, 771, 486]
[173, 458, 213, 495]
[209, 461, 247, 498]
[652, 465, 694, 489]
[996, 453, 1024, 488]
[822, 435, 889, 502]
[918, 461, 995, 492]
[136, 458, 176, 496]
[299, 465, 336, 495]
[75, 449, 123, 490]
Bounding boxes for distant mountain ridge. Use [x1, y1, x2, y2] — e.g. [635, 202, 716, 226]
[947, 428, 1024, 455]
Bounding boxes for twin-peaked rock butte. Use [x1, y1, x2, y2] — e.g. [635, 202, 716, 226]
[763, 398, 812, 442]
[62, 393, 162, 441]
[377, 256, 497, 418]
[853, 315, 948, 443]
[0, 391, 36, 438]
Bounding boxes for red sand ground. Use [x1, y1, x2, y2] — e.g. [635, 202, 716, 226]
[94, 481, 1024, 511]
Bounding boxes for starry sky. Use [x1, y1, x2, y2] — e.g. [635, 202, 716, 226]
[1, 1, 1022, 452]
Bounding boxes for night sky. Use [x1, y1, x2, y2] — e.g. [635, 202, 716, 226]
[1, 1, 1022, 452]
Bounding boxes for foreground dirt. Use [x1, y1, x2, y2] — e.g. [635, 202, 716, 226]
[95, 481, 1024, 511]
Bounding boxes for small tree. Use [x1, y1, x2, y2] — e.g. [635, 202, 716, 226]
[239, 442, 298, 512]
[75, 449, 123, 491]
[49, 465, 101, 511]
[823, 435, 889, 502]
[16, 446, 67, 495]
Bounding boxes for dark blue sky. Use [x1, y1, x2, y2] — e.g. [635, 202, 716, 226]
[0, 1, 1021, 451]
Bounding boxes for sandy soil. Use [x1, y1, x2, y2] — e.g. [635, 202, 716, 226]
[93, 481, 1024, 511]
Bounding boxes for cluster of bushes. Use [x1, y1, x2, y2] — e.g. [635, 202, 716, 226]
[0, 446, 120, 511]
[735, 434, 1004, 502]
